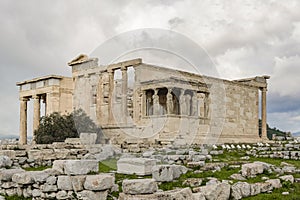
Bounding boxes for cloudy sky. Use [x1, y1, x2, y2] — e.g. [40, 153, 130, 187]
[0, 0, 300, 138]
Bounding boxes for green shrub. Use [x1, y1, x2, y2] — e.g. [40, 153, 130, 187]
[35, 109, 98, 144]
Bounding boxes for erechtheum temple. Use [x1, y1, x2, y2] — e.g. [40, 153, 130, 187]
[17, 55, 270, 145]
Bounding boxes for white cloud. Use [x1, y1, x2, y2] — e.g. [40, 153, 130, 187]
[270, 56, 300, 97]
[1, 0, 300, 136]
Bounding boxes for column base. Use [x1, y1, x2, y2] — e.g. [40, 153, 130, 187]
[261, 137, 269, 142]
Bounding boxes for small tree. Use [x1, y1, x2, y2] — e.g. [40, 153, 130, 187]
[35, 109, 98, 144]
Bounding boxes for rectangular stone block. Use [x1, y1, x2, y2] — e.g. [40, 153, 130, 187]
[12, 172, 34, 185]
[117, 158, 156, 176]
[0, 169, 25, 181]
[57, 176, 72, 190]
[84, 174, 115, 191]
[122, 179, 157, 194]
[0, 150, 16, 159]
[80, 133, 97, 145]
[64, 160, 99, 175]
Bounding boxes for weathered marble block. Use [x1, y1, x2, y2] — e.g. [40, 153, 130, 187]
[64, 160, 98, 175]
[152, 165, 188, 182]
[117, 158, 156, 175]
[53, 160, 98, 175]
[122, 179, 158, 194]
[0, 169, 25, 181]
[84, 174, 115, 191]
[80, 133, 97, 145]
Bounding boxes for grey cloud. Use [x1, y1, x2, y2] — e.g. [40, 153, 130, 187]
[268, 93, 300, 113]
[0, 0, 300, 136]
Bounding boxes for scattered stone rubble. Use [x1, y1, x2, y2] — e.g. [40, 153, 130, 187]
[0, 160, 116, 200]
[0, 139, 299, 199]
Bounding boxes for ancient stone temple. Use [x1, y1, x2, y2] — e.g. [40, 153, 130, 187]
[16, 75, 73, 144]
[17, 55, 270, 145]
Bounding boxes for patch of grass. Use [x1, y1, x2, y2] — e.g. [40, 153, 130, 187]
[212, 150, 247, 162]
[250, 157, 300, 169]
[23, 166, 51, 171]
[99, 158, 117, 173]
[244, 183, 300, 200]
[159, 166, 240, 191]
[245, 171, 278, 184]
[3, 195, 31, 200]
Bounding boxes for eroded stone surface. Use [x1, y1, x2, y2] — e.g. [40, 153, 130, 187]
[117, 158, 156, 176]
[193, 182, 230, 200]
[231, 182, 251, 200]
[64, 160, 98, 175]
[83, 174, 115, 191]
[122, 179, 158, 195]
[152, 165, 187, 182]
[0, 169, 25, 181]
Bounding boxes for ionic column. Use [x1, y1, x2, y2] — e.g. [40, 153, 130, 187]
[204, 93, 209, 118]
[261, 87, 268, 140]
[19, 97, 28, 145]
[121, 66, 128, 122]
[33, 95, 41, 137]
[108, 69, 114, 124]
[153, 89, 159, 115]
[166, 88, 173, 114]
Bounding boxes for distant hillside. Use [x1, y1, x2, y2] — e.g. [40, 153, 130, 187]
[259, 119, 287, 139]
[0, 135, 19, 140]
[293, 132, 300, 137]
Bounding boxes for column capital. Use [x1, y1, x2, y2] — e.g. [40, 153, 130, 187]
[261, 87, 267, 92]
[107, 69, 114, 74]
[19, 97, 29, 102]
[121, 66, 127, 71]
[32, 94, 40, 99]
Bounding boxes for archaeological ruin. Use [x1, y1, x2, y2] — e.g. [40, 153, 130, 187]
[17, 54, 270, 145]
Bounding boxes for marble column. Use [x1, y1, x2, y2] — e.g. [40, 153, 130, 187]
[261, 87, 268, 140]
[204, 93, 209, 118]
[108, 69, 114, 124]
[19, 97, 28, 145]
[153, 89, 159, 115]
[121, 66, 128, 122]
[33, 95, 41, 138]
[166, 88, 173, 114]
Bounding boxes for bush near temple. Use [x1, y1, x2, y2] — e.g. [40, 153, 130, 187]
[35, 109, 98, 144]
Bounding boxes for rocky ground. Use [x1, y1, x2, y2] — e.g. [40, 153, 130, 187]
[0, 138, 299, 199]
